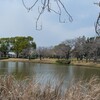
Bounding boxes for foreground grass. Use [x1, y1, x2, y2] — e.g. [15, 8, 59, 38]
[0, 75, 100, 100]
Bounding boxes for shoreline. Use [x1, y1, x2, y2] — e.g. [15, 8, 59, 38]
[0, 58, 57, 64]
[71, 61, 100, 68]
[0, 58, 100, 67]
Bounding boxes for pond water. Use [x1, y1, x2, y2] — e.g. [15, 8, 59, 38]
[0, 61, 100, 86]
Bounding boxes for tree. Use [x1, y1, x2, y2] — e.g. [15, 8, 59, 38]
[73, 36, 86, 61]
[54, 43, 71, 59]
[0, 36, 36, 58]
[22, 0, 73, 30]
[62, 39, 76, 59]
[0, 43, 8, 57]
[0, 38, 10, 57]
[13, 36, 36, 58]
[91, 36, 100, 62]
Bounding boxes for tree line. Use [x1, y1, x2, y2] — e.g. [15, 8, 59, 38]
[36, 36, 100, 62]
[0, 36, 36, 58]
[0, 36, 100, 62]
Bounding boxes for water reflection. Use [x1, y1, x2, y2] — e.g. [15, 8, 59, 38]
[0, 61, 100, 85]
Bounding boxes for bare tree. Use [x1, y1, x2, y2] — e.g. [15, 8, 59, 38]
[22, 0, 73, 30]
[73, 36, 86, 61]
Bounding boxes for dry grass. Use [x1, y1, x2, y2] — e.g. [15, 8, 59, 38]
[0, 58, 57, 64]
[71, 60, 100, 67]
[0, 75, 100, 100]
[1, 58, 100, 67]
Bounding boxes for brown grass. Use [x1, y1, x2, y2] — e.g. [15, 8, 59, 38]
[71, 60, 100, 67]
[0, 75, 100, 100]
[0, 58, 57, 64]
[1, 58, 100, 67]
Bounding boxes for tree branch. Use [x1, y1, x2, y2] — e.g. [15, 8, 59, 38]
[22, 0, 73, 30]
[95, 13, 100, 35]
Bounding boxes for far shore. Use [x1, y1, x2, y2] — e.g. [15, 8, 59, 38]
[0, 58, 57, 64]
[0, 58, 100, 67]
[71, 61, 100, 67]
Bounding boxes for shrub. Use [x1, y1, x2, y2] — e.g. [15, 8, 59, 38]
[56, 59, 71, 64]
[0, 57, 9, 60]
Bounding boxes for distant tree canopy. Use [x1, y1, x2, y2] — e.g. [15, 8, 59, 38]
[0, 36, 36, 58]
[36, 36, 100, 62]
[22, 0, 73, 30]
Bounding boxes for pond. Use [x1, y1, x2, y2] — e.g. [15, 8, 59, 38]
[0, 61, 100, 86]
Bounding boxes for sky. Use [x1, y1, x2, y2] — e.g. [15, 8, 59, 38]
[0, 0, 100, 47]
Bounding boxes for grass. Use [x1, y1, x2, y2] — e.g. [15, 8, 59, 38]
[0, 75, 100, 100]
[0, 58, 57, 64]
[1, 58, 100, 67]
[71, 59, 100, 67]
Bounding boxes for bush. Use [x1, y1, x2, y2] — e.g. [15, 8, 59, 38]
[56, 59, 71, 64]
[0, 57, 9, 60]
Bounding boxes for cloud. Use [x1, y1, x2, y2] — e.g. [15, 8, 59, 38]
[0, 0, 98, 47]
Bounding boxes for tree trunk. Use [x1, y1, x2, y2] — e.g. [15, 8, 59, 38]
[16, 52, 19, 58]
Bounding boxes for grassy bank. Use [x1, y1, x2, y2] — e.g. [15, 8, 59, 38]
[71, 60, 100, 67]
[0, 75, 100, 100]
[0, 58, 100, 67]
[0, 58, 57, 64]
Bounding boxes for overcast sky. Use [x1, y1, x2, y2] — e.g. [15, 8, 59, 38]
[0, 0, 99, 47]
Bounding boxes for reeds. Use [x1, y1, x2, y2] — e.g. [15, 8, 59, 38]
[0, 75, 100, 100]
